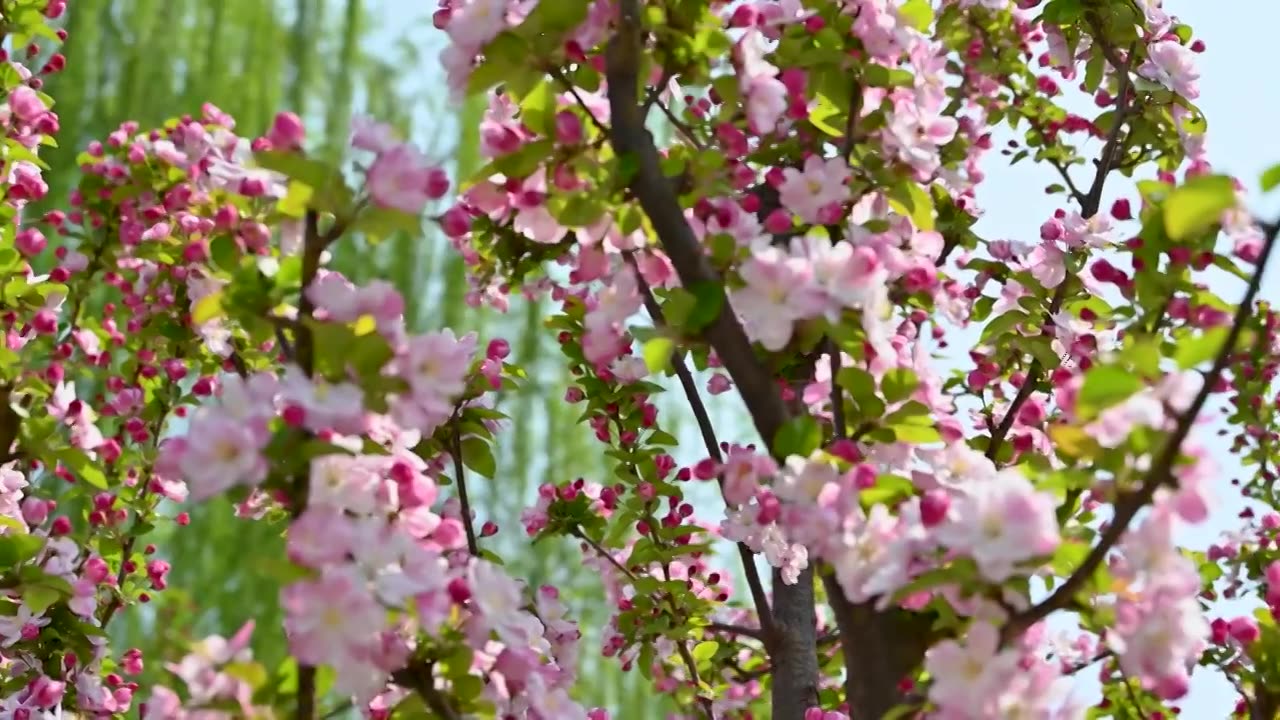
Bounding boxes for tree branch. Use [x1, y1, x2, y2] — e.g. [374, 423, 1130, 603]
[391, 664, 461, 720]
[603, 7, 816, 717]
[626, 255, 775, 642]
[450, 424, 480, 556]
[1003, 217, 1279, 642]
[292, 209, 333, 720]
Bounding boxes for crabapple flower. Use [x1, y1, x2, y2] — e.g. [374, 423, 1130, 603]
[935, 468, 1060, 581]
[366, 143, 446, 215]
[731, 247, 826, 350]
[885, 98, 958, 176]
[281, 567, 386, 672]
[444, 0, 510, 53]
[777, 155, 852, 224]
[1140, 40, 1200, 99]
[178, 411, 269, 500]
[924, 622, 1021, 714]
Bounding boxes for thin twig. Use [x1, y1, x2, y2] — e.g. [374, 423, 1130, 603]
[624, 254, 776, 642]
[675, 641, 718, 720]
[450, 425, 480, 556]
[705, 622, 765, 640]
[655, 100, 706, 150]
[574, 528, 636, 581]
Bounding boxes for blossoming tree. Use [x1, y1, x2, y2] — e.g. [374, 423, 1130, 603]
[3, 0, 1280, 718]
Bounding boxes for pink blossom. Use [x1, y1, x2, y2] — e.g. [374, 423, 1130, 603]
[885, 99, 958, 176]
[280, 365, 367, 435]
[924, 622, 1021, 714]
[288, 505, 357, 568]
[935, 469, 1060, 581]
[178, 410, 268, 500]
[445, 0, 510, 53]
[266, 111, 305, 151]
[1140, 40, 1200, 99]
[8, 86, 46, 123]
[351, 116, 400, 154]
[731, 247, 826, 350]
[776, 155, 851, 224]
[366, 143, 439, 215]
[281, 567, 386, 668]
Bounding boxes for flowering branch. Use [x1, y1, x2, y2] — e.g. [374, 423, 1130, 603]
[1004, 217, 1280, 642]
[987, 36, 1136, 462]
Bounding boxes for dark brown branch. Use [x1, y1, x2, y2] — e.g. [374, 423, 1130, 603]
[704, 622, 765, 641]
[450, 427, 480, 556]
[827, 339, 847, 440]
[1003, 217, 1279, 642]
[987, 38, 1135, 462]
[603, 7, 817, 717]
[626, 255, 776, 642]
[292, 209, 335, 720]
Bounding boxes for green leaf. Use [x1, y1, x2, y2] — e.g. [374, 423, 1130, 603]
[278, 180, 313, 219]
[351, 206, 422, 243]
[191, 291, 225, 325]
[691, 640, 719, 663]
[1051, 541, 1090, 576]
[1175, 326, 1228, 369]
[890, 423, 941, 444]
[223, 662, 269, 690]
[898, 0, 934, 30]
[1077, 366, 1144, 418]
[54, 448, 108, 488]
[208, 235, 240, 272]
[549, 194, 605, 227]
[808, 95, 845, 138]
[492, 139, 555, 179]
[254, 151, 331, 189]
[772, 415, 821, 459]
[643, 337, 676, 374]
[519, 79, 557, 136]
[859, 474, 914, 508]
[1262, 163, 1280, 193]
[684, 281, 725, 333]
[1163, 174, 1235, 241]
[20, 582, 61, 614]
[661, 288, 696, 328]
[881, 369, 919, 404]
[460, 437, 497, 478]
[837, 367, 877, 403]
[648, 430, 678, 446]
[887, 182, 935, 231]
[0, 533, 43, 568]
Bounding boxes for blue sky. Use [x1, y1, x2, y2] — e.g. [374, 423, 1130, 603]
[373, 1, 1280, 716]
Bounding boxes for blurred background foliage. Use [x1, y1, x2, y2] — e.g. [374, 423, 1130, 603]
[37, 0, 745, 714]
